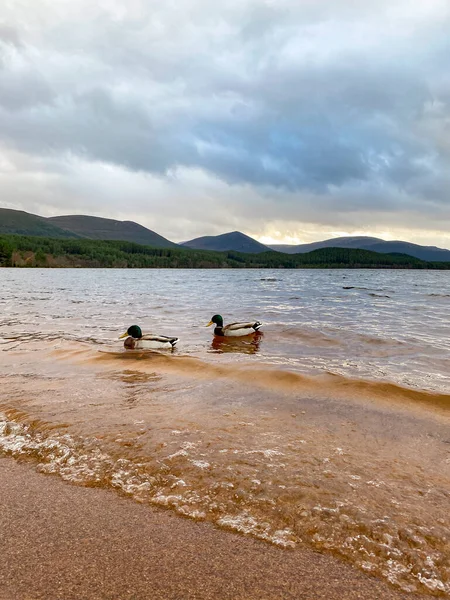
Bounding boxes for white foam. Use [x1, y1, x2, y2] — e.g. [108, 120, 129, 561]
[243, 449, 285, 458]
[217, 514, 296, 548]
[190, 460, 210, 469]
[166, 449, 188, 459]
[1, 412, 449, 595]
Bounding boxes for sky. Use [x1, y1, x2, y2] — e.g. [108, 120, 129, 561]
[0, 0, 450, 247]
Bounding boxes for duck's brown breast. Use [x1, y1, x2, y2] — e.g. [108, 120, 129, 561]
[124, 337, 136, 349]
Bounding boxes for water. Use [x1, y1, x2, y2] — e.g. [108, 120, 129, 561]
[0, 268, 449, 595]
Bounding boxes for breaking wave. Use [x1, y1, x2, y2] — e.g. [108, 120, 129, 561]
[1, 408, 449, 596]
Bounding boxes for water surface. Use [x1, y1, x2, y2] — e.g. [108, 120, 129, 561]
[1, 269, 449, 595]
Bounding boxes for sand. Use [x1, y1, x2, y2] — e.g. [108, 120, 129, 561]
[0, 458, 426, 600]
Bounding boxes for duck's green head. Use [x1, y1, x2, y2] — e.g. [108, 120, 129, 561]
[206, 315, 223, 327]
[119, 325, 142, 339]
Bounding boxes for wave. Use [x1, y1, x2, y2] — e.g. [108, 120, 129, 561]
[343, 287, 394, 294]
[1, 403, 449, 596]
[274, 327, 341, 346]
[271, 328, 415, 354]
[0, 332, 108, 347]
[0, 409, 297, 551]
[54, 347, 450, 413]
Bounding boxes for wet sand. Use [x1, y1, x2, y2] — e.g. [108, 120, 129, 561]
[0, 458, 426, 600]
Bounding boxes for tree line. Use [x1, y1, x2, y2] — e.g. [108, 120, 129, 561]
[0, 234, 449, 269]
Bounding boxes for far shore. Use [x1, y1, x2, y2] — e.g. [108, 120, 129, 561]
[1, 233, 449, 269]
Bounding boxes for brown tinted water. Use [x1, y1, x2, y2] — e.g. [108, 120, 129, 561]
[1, 269, 449, 595]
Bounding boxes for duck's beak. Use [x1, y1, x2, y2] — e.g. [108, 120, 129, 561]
[206, 321, 214, 327]
[119, 332, 128, 339]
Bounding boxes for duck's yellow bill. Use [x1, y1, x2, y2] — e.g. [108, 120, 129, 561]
[119, 332, 128, 339]
[206, 321, 214, 327]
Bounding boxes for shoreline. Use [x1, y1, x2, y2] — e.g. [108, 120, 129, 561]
[2, 265, 450, 270]
[0, 457, 425, 600]
[1, 233, 449, 270]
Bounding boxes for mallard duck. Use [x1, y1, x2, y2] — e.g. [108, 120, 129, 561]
[119, 325, 179, 350]
[206, 315, 262, 337]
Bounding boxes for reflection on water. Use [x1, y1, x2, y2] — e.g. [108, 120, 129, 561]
[0, 269, 450, 595]
[210, 332, 263, 354]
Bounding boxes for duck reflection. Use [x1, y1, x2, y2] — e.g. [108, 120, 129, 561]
[210, 332, 263, 355]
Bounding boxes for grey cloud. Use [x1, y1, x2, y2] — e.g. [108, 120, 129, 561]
[0, 0, 449, 241]
[0, 24, 21, 48]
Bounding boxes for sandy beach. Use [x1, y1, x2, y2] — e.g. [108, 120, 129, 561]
[0, 458, 427, 600]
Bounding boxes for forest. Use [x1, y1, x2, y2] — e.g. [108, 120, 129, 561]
[1, 234, 449, 269]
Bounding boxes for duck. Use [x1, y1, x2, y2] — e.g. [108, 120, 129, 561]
[119, 325, 179, 350]
[206, 315, 262, 337]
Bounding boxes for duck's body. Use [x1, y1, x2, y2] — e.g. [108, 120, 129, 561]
[213, 321, 263, 337]
[207, 315, 262, 337]
[120, 325, 178, 350]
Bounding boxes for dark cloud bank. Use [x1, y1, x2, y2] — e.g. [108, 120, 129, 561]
[0, 0, 449, 244]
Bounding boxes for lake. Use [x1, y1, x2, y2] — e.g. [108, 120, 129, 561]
[1, 268, 449, 594]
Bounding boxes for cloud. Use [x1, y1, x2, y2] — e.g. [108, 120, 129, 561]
[0, 0, 449, 245]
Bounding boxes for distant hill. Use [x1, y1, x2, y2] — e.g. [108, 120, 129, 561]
[359, 240, 450, 262]
[3, 207, 449, 260]
[269, 236, 450, 262]
[182, 231, 270, 253]
[0, 208, 177, 248]
[48, 215, 177, 248]
[270, 237, 381, 253]
[0, 208, 82, 239]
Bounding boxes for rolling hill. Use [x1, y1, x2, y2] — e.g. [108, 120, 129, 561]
[0, 208, 176, 247]
[182, 231, 270, 253]
[0, 208, 82, 239]
[2, 207, 449, 260]
[48, 215, 177, 248]
[270, 236, 381, 253]
[269, 236, 450, 262]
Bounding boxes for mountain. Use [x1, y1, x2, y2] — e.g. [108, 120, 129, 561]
[270, 237, 381, 253]
[0, 208, 82, 239]
[48, 215, 177, 248]
[3, 207, 449, 260]
[361, 240, 450, 262]
[182, 231, 270, 253]
[0, 208, 177, 248]
[269, 236, 450, 262]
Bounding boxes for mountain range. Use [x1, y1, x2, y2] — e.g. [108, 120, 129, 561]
[1, 207, 449, 262]
[181, 231, 450, 261]
[269, 236, 450, 262]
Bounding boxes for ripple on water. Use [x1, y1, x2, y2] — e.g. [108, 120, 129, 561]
[1, 411, 449, 596]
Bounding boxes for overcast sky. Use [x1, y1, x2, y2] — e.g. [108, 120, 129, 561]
[1, 0, 450, 246]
